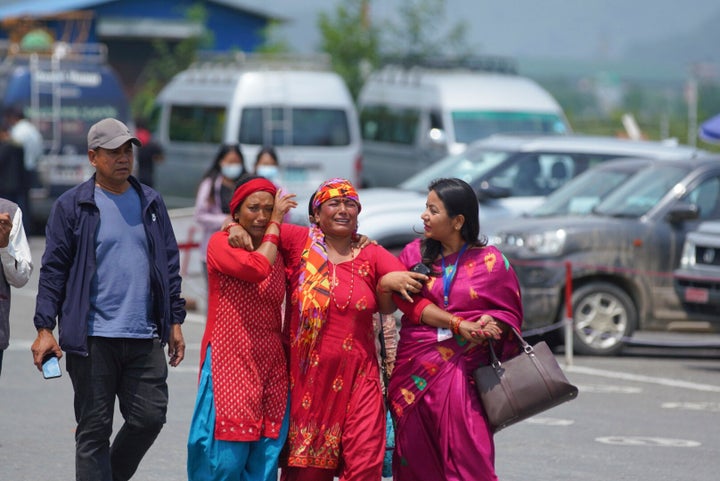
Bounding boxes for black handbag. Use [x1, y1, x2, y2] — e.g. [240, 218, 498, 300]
[472, 329, 579, 433]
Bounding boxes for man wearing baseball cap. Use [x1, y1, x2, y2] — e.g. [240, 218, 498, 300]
[31, 118, 186, 481]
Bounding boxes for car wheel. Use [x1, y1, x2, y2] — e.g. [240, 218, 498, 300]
[571, 282, 637, 356]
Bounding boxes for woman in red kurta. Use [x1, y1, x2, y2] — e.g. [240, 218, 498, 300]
[187, 176, 297, 481]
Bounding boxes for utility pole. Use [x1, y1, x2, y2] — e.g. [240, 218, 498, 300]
[685, 70, 698, 148]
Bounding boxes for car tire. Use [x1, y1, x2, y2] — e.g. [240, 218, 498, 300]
[571, 282, 637, 356]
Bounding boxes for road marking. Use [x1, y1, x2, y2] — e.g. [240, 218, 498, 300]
[595, 436, 701, 447]
[525, 417, 574, 427]
[661, 401, 720, 412]
[567, 365, 720, 393]
[574, 384, 642, 394]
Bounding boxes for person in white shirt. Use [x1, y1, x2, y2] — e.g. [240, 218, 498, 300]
[0, 199, 33, 377]
[4, 108, 43, 231]
[5, 107, 43, 173]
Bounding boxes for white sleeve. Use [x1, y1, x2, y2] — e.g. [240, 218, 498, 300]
[0, 209, 33, 288]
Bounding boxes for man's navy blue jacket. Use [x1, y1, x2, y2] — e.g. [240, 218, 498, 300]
[33, 175, 186, 356]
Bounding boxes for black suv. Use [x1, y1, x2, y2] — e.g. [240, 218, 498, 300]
[491, 154, 720, 355]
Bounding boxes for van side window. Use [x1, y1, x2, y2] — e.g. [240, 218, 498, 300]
[168, 106, 225, 143]
[239, 107, 350, 146]
[360, 106, 419, 145]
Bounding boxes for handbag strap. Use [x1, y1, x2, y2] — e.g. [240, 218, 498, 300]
[488, 328, 532, 368]
[378, 329, 389, 396]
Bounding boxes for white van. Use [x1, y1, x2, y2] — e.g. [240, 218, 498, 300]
[154, 54, 362, 222]
[358, 60, 571, 187]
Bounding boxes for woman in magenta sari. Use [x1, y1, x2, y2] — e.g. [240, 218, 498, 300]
[386, 177, 524, 481]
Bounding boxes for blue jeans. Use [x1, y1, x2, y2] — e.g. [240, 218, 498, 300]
[66, 337, 168, 481]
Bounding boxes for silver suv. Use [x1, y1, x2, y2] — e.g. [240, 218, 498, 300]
[356, 134, 702, 248]
[492, 154, 720, 356]
[673, 221, 720, 323]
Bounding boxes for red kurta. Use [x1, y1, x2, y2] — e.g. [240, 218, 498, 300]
[278, 226, 409, 477]
[199, 230, 288, 442]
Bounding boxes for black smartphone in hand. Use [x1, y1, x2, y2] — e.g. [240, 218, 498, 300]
[42, 355, 62, 379]
[411, 263, 431, 276]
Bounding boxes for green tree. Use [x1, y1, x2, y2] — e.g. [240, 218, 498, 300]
[255, 20, 291, 55]
[318, 0, 380, 100]
[131, 4, 213, 122]
[381, 0, 473, 62]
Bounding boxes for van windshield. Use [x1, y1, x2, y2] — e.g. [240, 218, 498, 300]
[239, 107, 350, 146]
[452, 111, 568, 143]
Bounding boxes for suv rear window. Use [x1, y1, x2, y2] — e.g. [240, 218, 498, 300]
[239, 107, 350, 147]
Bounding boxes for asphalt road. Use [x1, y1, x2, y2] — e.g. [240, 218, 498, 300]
[1, 236, 719, 481]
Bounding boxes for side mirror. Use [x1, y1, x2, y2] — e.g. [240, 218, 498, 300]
[666, 201, 699, 223]
[477, 181, 512, 200]
[423, 128, 447, 151]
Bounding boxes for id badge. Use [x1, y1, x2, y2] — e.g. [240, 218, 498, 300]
[437, 327, 453, 342]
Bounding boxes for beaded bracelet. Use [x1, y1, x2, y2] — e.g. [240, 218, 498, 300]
[262, 233, 280, 245]
[223, 222, 239, 233]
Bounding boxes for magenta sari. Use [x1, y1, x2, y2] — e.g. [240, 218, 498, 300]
[387, 239, 523, 481]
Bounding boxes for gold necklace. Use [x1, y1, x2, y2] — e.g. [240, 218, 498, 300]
[330, 256, 355, 311]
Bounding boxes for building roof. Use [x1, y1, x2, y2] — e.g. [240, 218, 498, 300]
[0, 0, 284, 22]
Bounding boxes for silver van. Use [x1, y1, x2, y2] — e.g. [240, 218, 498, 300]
[358, 60, 570, 187]
[154, 54, 362, 222]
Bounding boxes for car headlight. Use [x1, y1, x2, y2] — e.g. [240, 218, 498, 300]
[495, 229, 567, 256]
[680, 240, 696, 268]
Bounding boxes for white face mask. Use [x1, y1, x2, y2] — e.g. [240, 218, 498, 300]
[256, 164, 279, 181]
[221, 164, 243, 180]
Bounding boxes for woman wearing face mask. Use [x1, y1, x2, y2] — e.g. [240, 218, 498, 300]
[194, 143, 248, 280]
[254, 146, 280, 185]
[254, 146, 291, 223]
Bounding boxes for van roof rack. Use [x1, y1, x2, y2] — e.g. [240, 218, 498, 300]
[380, 55, 518, 75]
[189, 51, 332, 72]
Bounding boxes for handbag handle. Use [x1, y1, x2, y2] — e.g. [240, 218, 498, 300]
[488, 328, 532, 369]
[378, 329, 389, 397]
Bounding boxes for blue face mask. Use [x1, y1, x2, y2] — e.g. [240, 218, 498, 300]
[221, 164, 243, 180]
[256, 164, 279, 181]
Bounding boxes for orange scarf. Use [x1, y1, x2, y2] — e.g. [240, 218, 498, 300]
[295, 224, 330, 371]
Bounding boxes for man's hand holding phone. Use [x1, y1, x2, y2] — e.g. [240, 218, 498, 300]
[42, 355, 62, 379]
[31, 328, 63, 378]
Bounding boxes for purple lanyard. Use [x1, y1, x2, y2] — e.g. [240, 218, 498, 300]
[440, 243, 468, 308]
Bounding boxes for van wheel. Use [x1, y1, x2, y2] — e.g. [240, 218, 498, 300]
[571, 282, 637, 356]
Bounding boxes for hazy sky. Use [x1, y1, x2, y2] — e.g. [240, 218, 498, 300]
[246, 0, 719, 62]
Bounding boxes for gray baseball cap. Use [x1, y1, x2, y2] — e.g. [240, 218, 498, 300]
[88, 118, 142, 150]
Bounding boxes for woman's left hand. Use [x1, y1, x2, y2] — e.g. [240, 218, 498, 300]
[352, 233, 376, 249]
